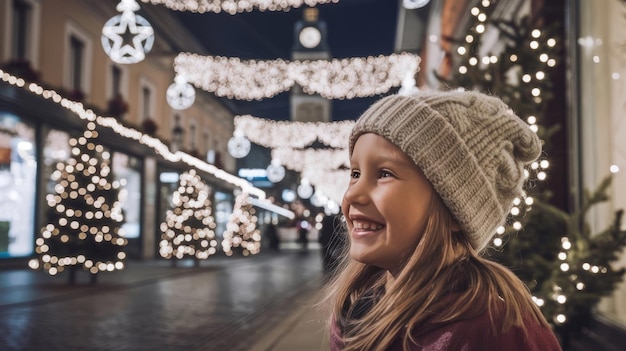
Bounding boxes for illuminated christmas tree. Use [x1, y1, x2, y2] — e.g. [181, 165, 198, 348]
[530, 176, 626, 347]
[159, 169, 218, 265]
[221, 192, 261, 256]
[439, 1, 626, 348]
[28, 124, 127, 283]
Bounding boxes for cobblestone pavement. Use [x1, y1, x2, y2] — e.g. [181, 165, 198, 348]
[0, 249, 326, 351]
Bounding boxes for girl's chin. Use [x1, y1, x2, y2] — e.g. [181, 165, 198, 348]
[350, 245, 382, 266]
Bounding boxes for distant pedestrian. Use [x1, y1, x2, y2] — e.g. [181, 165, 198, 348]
[264, 222, 280, 251]
[297, 219, 310, 251]
[323, 91, 562, 350]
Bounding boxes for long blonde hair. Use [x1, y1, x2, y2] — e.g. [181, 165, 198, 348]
[321, 193, 549, 351]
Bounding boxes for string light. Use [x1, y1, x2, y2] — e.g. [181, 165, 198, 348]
[0, 69, 266, 200]
[174, 52, 421, 100]
[139, 0, 339, 14]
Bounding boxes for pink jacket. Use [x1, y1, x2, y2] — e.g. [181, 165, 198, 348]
[330, 312, 563, 351]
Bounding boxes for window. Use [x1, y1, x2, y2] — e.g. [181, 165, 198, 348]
[142, 86, 151, 119]
[69, 35, 84, 92]
[4, 0, 40, 65]
[11, 0, 31, 60]
[64, 22, 92, 97]
[0, 113, 37, 258]
[189, 121, 197, 151]
[138, 77, 156, 122]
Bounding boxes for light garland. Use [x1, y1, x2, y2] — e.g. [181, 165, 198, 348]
[159, 169, 218, 260]
[271, 147, 348, 173]
[140, 0, 339, 14]
[0, 69, 266, 200]
[301, 167, 349, 205]
[101, 0, 154, 64]
[174, 52, 421, 100]
[234, 114, 353, 149]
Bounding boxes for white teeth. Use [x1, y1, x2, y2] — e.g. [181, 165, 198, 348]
[353, 220, 383, 230]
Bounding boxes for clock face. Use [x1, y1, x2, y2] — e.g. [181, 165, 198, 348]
[299, 26, 321, 49]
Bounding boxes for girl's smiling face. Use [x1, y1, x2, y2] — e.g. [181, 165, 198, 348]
[342, 133, 435, 271]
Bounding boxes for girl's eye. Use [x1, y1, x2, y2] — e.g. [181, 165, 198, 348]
[380, 170, 393, 178]
[350, 170, 360, 179]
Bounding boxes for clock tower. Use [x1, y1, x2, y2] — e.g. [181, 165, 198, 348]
[291, 7, 331, 123]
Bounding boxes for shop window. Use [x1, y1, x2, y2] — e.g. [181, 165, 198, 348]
[112, 152, 142, 239]
[0, 113, 36, 258]
[214, 191, 232, 239]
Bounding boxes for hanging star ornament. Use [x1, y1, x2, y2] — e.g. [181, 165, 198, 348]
[101, 0, 154, 64]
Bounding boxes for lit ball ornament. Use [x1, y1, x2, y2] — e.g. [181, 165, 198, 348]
[101, 0, 154, 64]
[297, 178, 313, 199]
[266, 159, 285, 183]
[227, 130, 251, 158]
[167, 75, 196, 110]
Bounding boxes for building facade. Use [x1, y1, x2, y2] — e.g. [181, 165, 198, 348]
[0, 0, 258, 261]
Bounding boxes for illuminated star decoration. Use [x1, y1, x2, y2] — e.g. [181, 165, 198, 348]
[167, 75, 196, 110]
[101, 0, 155, 64]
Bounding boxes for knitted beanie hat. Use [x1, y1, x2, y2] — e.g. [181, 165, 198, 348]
[349, 90, 541, 252]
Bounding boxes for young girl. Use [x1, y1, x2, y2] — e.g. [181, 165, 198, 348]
[324, 90, 562, 350]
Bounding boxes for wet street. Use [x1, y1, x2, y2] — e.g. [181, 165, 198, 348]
[0, 249, 326, 351]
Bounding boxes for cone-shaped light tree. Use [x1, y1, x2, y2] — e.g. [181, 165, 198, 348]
[221, 192, 261, 256]
[28, 124, 127, 283]
[159, 169, 218, 264]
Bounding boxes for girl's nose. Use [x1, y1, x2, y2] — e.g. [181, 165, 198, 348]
[342, 178, 369, 207]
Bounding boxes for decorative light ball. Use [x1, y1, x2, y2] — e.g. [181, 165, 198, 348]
[266, 159, 285, 183]
[282, 189, 296, 203]
[297, 179, 314, 199]
[403, 0, 430, 9]
[309, 191, 328, 208]
[167, 76, 196, 110]
[227, 131, 251, 158]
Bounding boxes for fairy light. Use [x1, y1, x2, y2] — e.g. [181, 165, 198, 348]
[159, 169, 218, 260]
[174, 52, 421, 100]
[0, 69, 266, 200]
[139, 0, 340, 14]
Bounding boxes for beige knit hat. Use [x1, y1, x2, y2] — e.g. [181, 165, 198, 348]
[349, 90, 541, 252]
